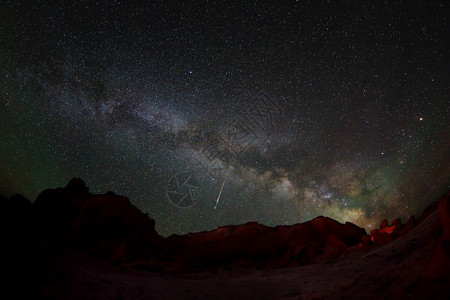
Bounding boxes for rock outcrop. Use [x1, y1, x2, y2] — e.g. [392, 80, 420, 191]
[31, 178, 163, 262]
[163, 216, 366, 269]
[2, 179, 449, 276]
[369, 215, 417, 246]
[2, 180, 450, 299]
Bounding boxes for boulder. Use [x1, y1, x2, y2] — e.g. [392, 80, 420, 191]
[379, 219, 389, 229]
[391, 218, 402, 227]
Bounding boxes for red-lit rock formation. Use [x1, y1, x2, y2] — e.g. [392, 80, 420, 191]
[369, 215, 418, 246]
[1, 180, 449, 298]
[163, 216, 366, 269]
[8, 179, 367, 270]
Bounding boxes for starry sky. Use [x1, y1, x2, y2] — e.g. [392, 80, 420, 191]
[1, 1, 448, 236]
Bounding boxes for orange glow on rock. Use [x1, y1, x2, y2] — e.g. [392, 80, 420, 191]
[378, 225, 396, 234]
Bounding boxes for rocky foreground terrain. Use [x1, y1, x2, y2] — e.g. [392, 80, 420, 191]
[1, 179, 449, 299]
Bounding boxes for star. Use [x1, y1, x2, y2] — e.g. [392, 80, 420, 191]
[0, 0, 448, 236]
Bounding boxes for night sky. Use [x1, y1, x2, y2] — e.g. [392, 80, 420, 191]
[1, 1, 448, 236]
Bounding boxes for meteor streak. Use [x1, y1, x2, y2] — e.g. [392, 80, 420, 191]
[214, 177, 227, 209]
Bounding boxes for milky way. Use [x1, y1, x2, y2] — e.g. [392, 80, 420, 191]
[1, 1, 448, 235]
